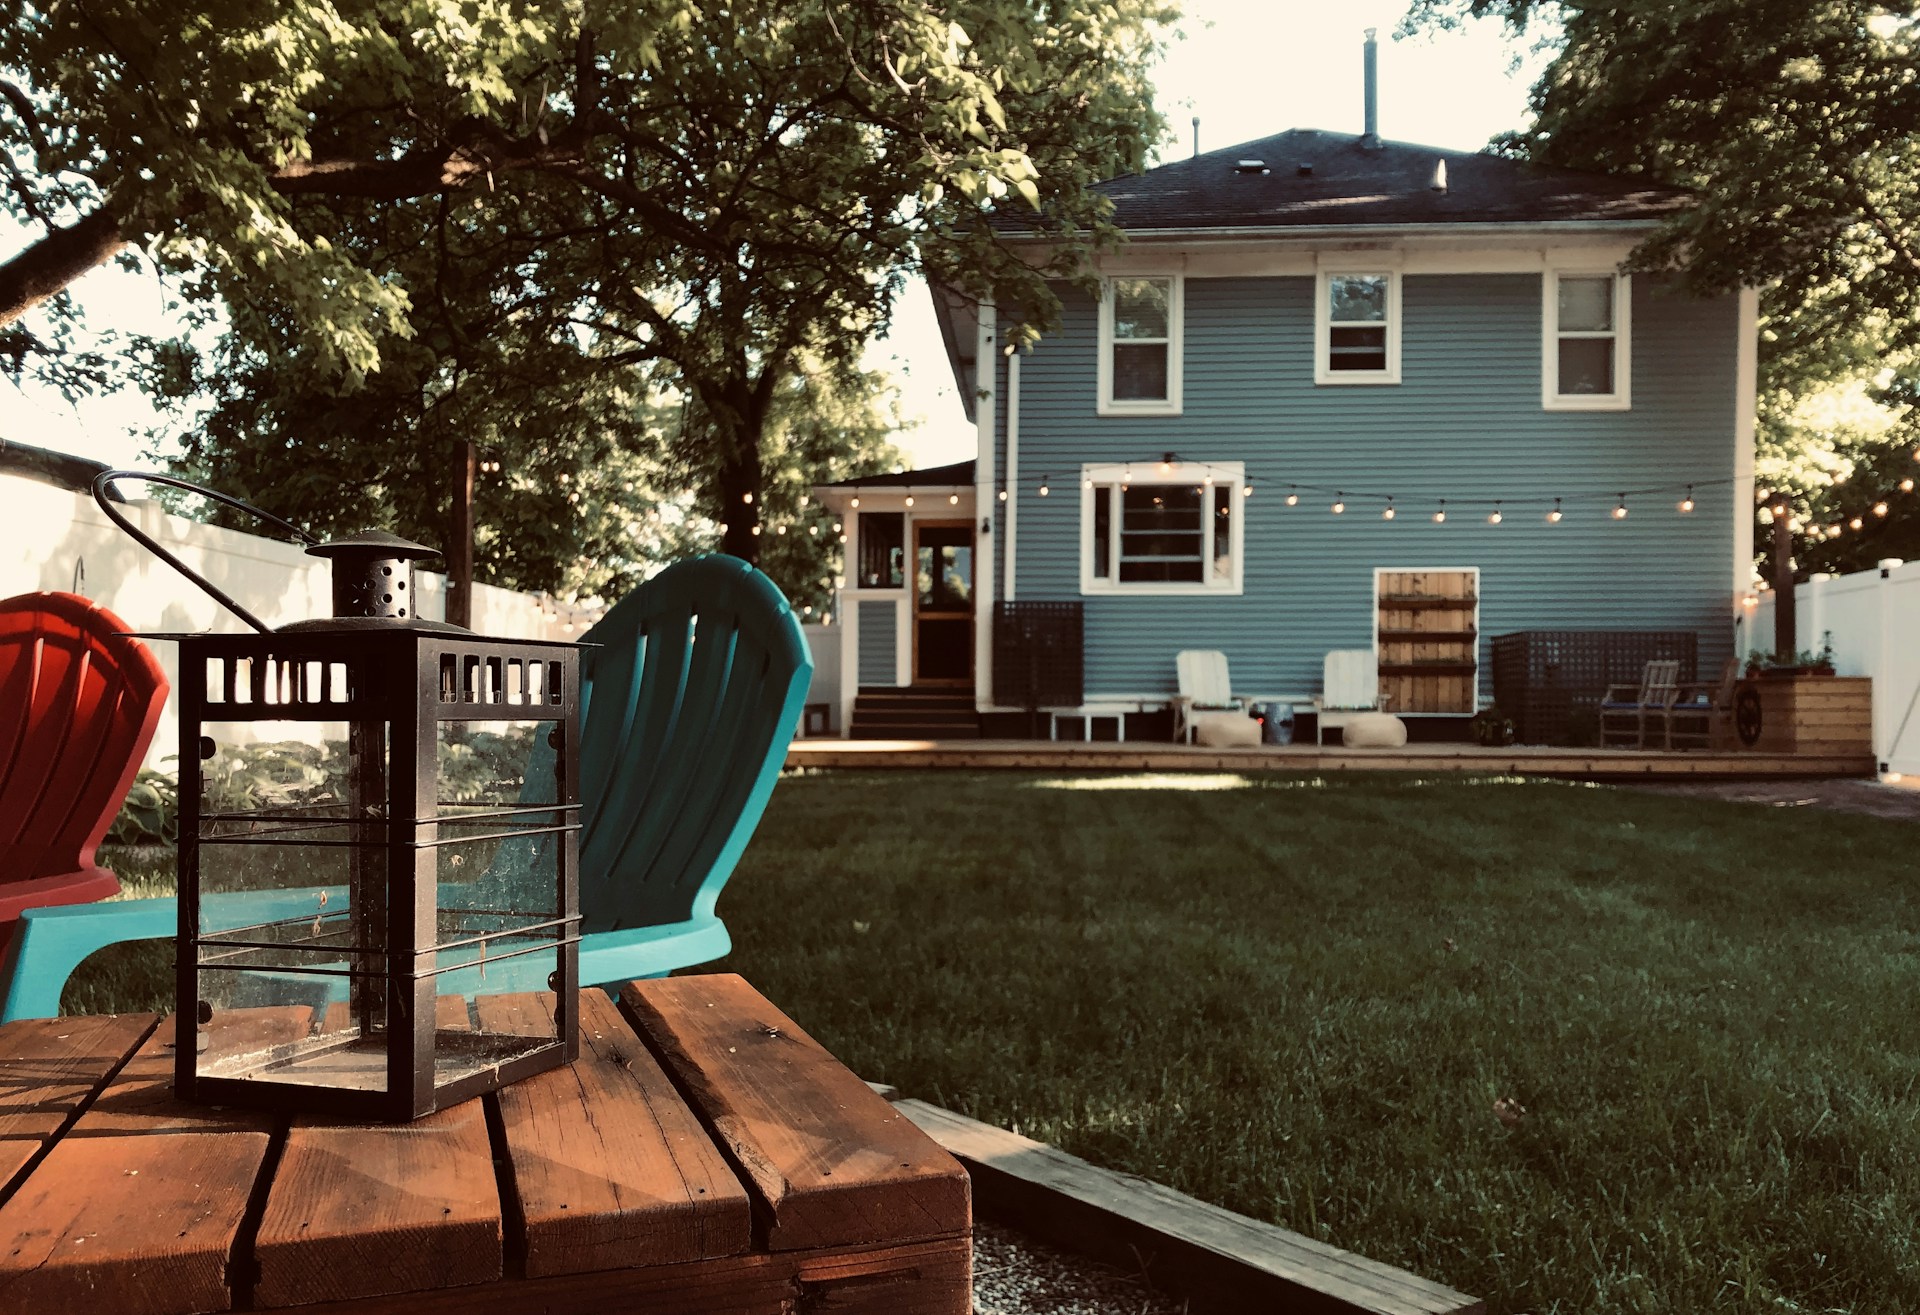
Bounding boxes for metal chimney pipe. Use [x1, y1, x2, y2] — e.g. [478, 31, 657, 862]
[1192, 116, 1200, 159]
[1362, 28, 1382, 149]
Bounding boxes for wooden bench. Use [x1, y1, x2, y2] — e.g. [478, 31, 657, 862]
[0, 974, 970, 1314]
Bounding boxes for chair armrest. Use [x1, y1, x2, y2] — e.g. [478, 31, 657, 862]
[1600, 684, 1638, 703]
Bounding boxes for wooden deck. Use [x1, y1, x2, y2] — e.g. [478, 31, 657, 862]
[788, 738, 1876, 781]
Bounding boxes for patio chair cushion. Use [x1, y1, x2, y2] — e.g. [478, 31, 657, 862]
[1341, 711, 1409, 748]
[1193, 711, 1261, 748]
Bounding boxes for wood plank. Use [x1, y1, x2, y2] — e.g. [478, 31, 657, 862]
[240, 1235, 971, 1315]
[894, 1097, 1480, 1315]
[252, 1097, 502, 1306]
[0, 1126, 273, 1315]
[620, 974, 969, 1253]
[88, 1006, 310, 1135]
[485, 989, 752, 1278]
[0, 1013, 154, 1189]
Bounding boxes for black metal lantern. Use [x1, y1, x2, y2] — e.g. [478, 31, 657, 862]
[96, 474, 580, 1121]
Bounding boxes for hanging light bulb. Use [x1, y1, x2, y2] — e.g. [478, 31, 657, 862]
[1831, 522, 1845, 535]
[1678, 485, 1696, 513]
[1850, 515, 1864, 530]
[799, 495, 810, 507]
[1331, 493, 1346, 514]
[850, 495, 861, 509]
[1612, 494, 1629, 520]
[1382, 498, 1396, 521]
[1203, 470, 1215, 487]
[1242, 482, 1253, 498]
[1121, 465, 1131, 492]
[1433, 499, 1447, 524]
[998, 489, 1008, 502]
[743, 491, 754, 505]
[946, 493, 957, 505]
[838, 533, 847, 543]
[1902, 478, 1916, 492]
[905, 493, 915, 507]
[751, 525, 763, 536]
[1285, 486, 1299, 506]
[1039, 475, 1052, 497]
[809, 525, 819, 536]
[1874, 501, 1890, 517]
[1158, 452, 1176, 475]
[1488, 501, 1503, 525]
[776, 524, 787, 535]
[1547, 498, 1563, 524]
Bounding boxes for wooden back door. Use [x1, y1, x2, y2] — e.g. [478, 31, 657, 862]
[1375, 569, 1479, 714]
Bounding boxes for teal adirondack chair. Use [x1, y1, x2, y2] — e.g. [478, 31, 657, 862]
[0, 554, 812, 1021]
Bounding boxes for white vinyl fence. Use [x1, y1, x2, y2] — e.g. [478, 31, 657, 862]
[1740, 557, 1920, 778]
[3, 473, 573, 770]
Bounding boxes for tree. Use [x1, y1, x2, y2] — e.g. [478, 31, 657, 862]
[1, 0, 1177, 559]
[1403, 0, 1920, 572]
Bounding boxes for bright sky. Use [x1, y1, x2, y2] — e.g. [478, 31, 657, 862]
[3, 1, 1551, 474]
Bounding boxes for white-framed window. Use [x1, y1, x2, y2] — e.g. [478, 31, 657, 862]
[1544, 271, 1631, 410]
[1079, 461, 1244, 596]
[1315, 271, 1401, 384]
[1097, 276, 1183, 415]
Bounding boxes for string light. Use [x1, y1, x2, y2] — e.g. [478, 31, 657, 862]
[1382, 498, 1396, 520]
[1121, 465, 1131, 492]
[776, 524, 787, 535]
[1331, 493, 1346, 514]
[998, 489, 1008, 502]
[1285, 486, 1299, 506]
[1678, 486, 1695, 513]
[1039, 475, 1052, 497]
[1488, 501, 1503, 525]
[1874, 501, 1889, 517]
[1850, 515, 1864, 530]
[949, 493, 960, 505]
[751, 525, 763, 536]
[1903, 479, 1916, 493]
[743, 492, 754, 505]
[1433, 499, 1447, 524]
[1547, 498, 1563, 523]
[1242, 481, 1253, 498]
[1612, 494, 1629, 520]
[905, 493, 915, 507]
[809, 525, 819, 536]
[1157, 452, 1176, 474]
[850, 495, 860, 509]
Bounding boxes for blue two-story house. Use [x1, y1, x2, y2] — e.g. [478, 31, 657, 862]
[817, 121, 1757, 741]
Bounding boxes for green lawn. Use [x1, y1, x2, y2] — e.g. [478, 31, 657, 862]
[78, 770, 1920, 1314]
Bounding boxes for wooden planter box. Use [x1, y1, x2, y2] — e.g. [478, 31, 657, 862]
[1725, 673, 1872, 755]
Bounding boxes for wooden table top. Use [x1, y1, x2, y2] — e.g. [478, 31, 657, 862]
[0, 974, 970, 1315]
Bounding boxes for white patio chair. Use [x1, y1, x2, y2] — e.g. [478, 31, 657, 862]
[1312, 650, 1392, 745]
[1172, 649, 1247, 743]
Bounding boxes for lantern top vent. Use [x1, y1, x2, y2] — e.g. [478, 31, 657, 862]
[305, 529, 440, 563]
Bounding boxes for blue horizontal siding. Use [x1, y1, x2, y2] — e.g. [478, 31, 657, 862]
[1004, 273, 1740, 701]
[858, 600, 896, 686]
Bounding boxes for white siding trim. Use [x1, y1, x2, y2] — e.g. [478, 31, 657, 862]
[1314, 269, 1402, 386]
[974, 306, 998, 708]
[1004, 350, 1021, 603]
[837, 587, 858, 735]
[1542, 270, 1632, 411]
[1096, 276, 1184, 415]
[1734, 288, 1760, 602]
[895, 594, 912, 687]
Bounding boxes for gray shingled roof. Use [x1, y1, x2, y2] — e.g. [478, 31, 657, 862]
[816, 460, 975, 489]
[1079, 129, 1690, 233]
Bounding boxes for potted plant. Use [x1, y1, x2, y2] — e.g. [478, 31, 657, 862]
[1470, 706, 1516, 747]
[1745, 635, 1836, 679]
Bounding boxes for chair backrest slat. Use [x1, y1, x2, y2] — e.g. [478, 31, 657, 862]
[1323, 650, 1379, 711]
[1641, 659, 1681, 700]
[1176, 650, 1232, 704]
[0, 593, 168, 891]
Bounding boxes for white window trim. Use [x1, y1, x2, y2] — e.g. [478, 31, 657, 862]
[1078, 461, 1245, 597]
[1315, 270, 1401, 385]
[1097, 276, 1184, 416]
[1543, 270, 1631, 411]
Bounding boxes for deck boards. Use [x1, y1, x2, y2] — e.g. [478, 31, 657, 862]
[788, 738, 1876, 779]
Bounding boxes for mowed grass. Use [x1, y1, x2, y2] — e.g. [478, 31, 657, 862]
[79, 770, 1920, 1314]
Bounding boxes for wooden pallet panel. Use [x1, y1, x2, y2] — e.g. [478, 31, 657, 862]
[254, 1096, 502, 1307]
[485, 990, 752, 1278]
[620, 974, 970, 1253]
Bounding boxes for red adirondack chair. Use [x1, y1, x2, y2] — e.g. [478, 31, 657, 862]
[0, 592, 168, 925]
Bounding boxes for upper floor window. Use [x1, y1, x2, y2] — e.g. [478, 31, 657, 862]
[1098, 276, 1183, 415]
[1544, 271, 1631, 410]
[1316, 271, 1401, 384]
[1080, 461, 1243, 596]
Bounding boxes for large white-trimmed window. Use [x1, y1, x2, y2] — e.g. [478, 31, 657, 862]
[1315, 271, 1401, 384]
[1544, 271, 1631, 410]
[1080, 461, 1244, 596]
[1097, 276, 1183, 415]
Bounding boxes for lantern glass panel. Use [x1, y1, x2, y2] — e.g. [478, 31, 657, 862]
[194, 721, 393, 1091]
[428, 718, 565, 1073]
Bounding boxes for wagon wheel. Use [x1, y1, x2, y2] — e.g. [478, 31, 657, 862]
[1734, 688, 1764, 747]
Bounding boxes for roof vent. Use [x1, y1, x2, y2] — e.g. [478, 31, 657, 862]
[1234, 159, 1269, 175]
[1297, 162, 1313, 177]
[1431, 159, 1448, 192]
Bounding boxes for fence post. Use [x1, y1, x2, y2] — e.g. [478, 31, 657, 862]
[1770, 496, 1795, 659]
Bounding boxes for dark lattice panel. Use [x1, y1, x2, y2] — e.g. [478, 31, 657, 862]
[992, 602, 1083, 709]
[1490, 631, 1699, 745]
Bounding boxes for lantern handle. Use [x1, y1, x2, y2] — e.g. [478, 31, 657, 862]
[91, 470, 320, 635]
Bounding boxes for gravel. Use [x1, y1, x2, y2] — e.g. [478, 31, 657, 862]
[972, 1219, 1188, 1314]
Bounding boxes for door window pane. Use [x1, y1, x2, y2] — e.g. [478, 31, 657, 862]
[858, 512, 904, 588]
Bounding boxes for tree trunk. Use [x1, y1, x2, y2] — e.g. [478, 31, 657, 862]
[716, 434, 763, 563]
[0, 208, 127, 328]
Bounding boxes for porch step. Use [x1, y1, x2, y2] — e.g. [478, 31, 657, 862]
[850, 687, 980, 739]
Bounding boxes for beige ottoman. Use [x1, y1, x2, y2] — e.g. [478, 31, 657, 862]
[1193, 711, 1262, 748]
[1341, 711, 1408, 748]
